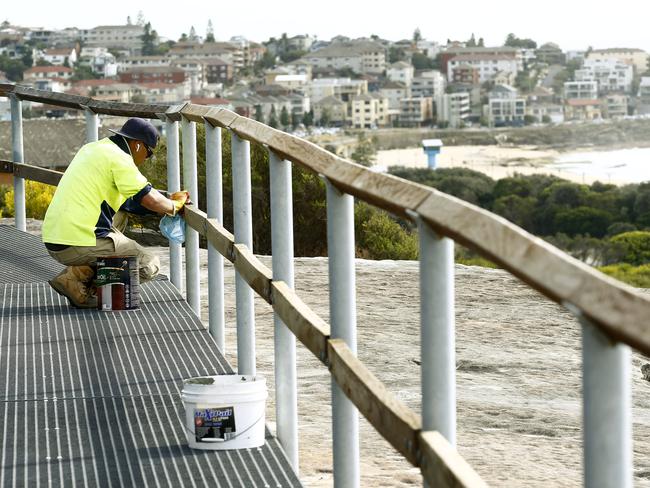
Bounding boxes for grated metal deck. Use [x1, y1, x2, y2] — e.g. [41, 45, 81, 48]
[0, 226, 302, 487]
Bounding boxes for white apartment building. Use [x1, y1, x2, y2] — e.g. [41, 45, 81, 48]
[380, 81, 411, 111]
[564, 81, 598, 100]
[586, 48, 649, 74]
[308, 78, 368, 103]
[439, 92, 470, 128]
[81, 25, 145, 51]
[119, 56, 170, 71]
[40, 47, 77, 66]
[575, 59, 633, 93]
[487, 85, 526, 126]
[387, 61, 414, 86]
[303, 41, 387, 74]
[23, 66, 73, 80]
[447, 54, 519, 83]
[412, 70, 446, 102]
[416, 40, 441, 59]
[350, 93, 389, 128]
[272, 74, 310, 91]
[137, 82, 188, 104]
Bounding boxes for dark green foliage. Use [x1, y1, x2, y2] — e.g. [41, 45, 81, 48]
[553, 206, 613, 238]
[350, 133, 376, 167]
[388, 167, 495, 207]
[504, 33, 537, 49]
[354, 203, 417, 260]
[411, 52, 434, 70]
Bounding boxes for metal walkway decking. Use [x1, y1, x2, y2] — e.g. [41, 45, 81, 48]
[0, 226, 301, 487]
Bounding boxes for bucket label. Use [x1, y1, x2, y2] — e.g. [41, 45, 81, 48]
[194, 407, 236, 442]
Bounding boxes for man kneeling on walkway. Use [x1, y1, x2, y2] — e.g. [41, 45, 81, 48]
[42, 117, 189, 308]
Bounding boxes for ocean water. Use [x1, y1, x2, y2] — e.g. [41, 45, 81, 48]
[555, 147, 650, 184]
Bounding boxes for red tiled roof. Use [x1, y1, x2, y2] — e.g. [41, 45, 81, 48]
[566, 99, 602, 106]
[25, 66, 73, 73]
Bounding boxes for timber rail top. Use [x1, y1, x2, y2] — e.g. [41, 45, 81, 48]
[2, 83, 649, 356]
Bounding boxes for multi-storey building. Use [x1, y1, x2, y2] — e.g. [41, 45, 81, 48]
[439, 92, 470, 128]
[586, 48, 649, 75]
[308, 78, 368, 103]
[411, 70, 446, 100]
[387, 61, 414, 86]
[451, 64, 479, 85]
[564, 99, 602, 121]
[80, 25, 145, 51]
[564, 81, 598, 99]
[302, 41, 387, 75]
[312, 96, 348, 126]
[380, 81, 410, 111]
[487, 84, 526, 126]
[398, 97, 433, 127]
[119, 66, 187, 85]
[23, 66, 73, 80]
[40, 47, 77, 66]
[119, 56, 170, 71]
[203, 58, 234, 84]
[440, 46, 523, 74]
[447, 53, 519, 83]
[575, 59, 633, 93]
[350, 93, 389, 128]
[603, 94, 628, 118]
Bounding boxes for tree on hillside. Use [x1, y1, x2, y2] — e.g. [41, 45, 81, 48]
[254, 104, 264, 124]
[351, 132, 377, 167]
[268, 105, 279, 128]
[280, 106, 291, 128]
[413, 28, 422, 42]
[141, 22, 158, 56]
[412, 52, 434, 70]
[205, 20, 215, 43]
[504, 33, 537, 49]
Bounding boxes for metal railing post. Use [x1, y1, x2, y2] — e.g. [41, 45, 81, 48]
[417, 219, 456, 445]
[205, 120, 225, 352]
[325, 179, 359, 488]
[165, 117, 183, 292]
[10, 95, 25, 232]
[581, 317, 632, 488]
[269, 150, 298, 471]
[181, 117, 200, 314]
[84, 108, 98, 143]
[231, 132, 255, 375]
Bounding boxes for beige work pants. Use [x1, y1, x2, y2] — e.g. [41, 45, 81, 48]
[46, 212, 160, 282]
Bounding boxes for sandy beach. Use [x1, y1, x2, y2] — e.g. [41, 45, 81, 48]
[375, 146, 632, 185]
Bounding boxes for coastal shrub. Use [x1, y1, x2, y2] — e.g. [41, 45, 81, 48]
[354, 202, 417, 260]
[3, 181, 55, 219]
[598, 263, 650, 288]
[492, 194, 536, 230]
[609, 231, 650, 266]
[553, 206, 613, 238]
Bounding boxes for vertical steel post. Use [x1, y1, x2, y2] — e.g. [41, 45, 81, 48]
[231, 132, 255, 375]
[325, 179, 359, 488]
[181, 117, 200, 315]
[269, 150, 298, 471]
[418, 219, 456, 445]
[10, 95, 25, 232]
[166, 117, 183, 292]
[582, 317, 632, 488]
[84, 108, 98, 143]
[205, 121, 226, 352]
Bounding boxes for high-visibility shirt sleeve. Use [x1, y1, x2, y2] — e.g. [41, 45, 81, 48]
[112, 158, 149, 198]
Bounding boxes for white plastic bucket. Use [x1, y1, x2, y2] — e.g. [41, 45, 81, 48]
[181, 375, 267, 450]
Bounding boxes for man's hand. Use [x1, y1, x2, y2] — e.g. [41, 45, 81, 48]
[169, 190, 191, 216]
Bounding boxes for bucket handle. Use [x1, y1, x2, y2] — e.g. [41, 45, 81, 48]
[187, 413, 264, 444]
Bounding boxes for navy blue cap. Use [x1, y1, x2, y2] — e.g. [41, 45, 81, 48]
[108, 118, 159, 149]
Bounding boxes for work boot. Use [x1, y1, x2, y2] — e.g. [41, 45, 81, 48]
[48, 266, 97, 309]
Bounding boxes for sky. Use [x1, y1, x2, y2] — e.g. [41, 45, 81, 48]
[3, 0, 650, 52]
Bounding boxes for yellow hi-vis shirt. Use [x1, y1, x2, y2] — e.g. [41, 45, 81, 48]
[42, 138, 149, 246]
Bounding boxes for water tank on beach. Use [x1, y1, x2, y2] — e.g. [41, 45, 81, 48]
[422, 139, 443, 169]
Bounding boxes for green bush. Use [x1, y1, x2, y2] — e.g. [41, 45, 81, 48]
[354, 202, 417, 260]
[609, 231, 650, 266]
[598, 263, 650, 288]
[3, 181, 56, 219]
